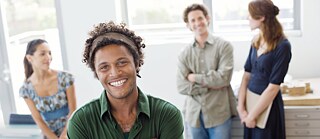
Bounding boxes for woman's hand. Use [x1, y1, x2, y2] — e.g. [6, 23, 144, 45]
[237, 106, 248, 124]
[59, 134, 67, 139]
[59, 130, 67, 139]
[46, 135, 59, 139]
[243, 114, 256, 128]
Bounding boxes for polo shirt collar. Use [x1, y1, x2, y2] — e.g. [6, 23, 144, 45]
[137, 87, 150, 118]
[99, 87, 151, 119]
[100, 90, 109, 119]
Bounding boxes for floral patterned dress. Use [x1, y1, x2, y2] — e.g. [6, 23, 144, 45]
[19, 71, 74, 136]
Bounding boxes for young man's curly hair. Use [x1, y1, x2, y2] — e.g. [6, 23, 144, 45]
[82, 21, 145, 78]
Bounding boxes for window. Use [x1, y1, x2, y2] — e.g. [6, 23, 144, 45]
[0, 0, 63, 114]
[0, 102, 3, 125]
[119, 0, 300, 42]
[117, 0, 202, 44]
[211, 0, 298, 33]
[126, 0, 202, 25]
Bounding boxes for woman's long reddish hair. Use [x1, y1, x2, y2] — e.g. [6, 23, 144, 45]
[249, 0, 286, 52]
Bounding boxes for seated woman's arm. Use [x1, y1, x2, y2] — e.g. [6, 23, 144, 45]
[24, 98, 58, 139]
[59, 84, 76, 139]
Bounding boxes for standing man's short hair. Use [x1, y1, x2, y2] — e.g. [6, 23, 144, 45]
[183, 4, 209, 23]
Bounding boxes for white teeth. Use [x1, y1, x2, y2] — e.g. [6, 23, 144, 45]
[110, 79, 126, 87]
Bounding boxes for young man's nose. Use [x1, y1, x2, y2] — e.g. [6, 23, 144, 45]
[109, 66, 121, 77]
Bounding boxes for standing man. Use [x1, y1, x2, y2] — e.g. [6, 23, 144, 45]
[68, 21, 184, 139]
[177, 3, 237, 139]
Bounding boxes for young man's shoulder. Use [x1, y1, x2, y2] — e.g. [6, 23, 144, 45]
[146, 95, 181, 113]
[69, 98, 101, 121]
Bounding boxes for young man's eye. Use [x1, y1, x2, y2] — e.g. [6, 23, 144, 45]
[117, 60, 128, 66]
[99, 65, 109, 71]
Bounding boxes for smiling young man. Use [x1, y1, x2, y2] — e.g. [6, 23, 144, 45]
[177, 3, 237, 139]
[67, 21, 184, 139]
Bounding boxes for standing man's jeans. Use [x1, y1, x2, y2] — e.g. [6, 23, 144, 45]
[189, 112, 232, 139]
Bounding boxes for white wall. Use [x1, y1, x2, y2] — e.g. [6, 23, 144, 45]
[58, 0, 320, 109]
[285, 0, 320, 78]
[57, 0, 116, 107]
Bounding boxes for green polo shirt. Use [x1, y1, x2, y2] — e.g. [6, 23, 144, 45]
[67, 87, 184, 139]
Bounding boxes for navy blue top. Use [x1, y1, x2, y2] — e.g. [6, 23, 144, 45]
[243, 39, 291, 139]
[245, 39, 291, 94]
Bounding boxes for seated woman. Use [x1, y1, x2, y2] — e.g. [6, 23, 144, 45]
[19, 39, 76, 139]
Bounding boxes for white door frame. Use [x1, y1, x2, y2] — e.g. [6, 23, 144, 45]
[0, 1, 16, 125]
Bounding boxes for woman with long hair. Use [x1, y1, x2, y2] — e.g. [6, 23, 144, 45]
[237, 0, 292, 138]
[20, 39, 76, 139]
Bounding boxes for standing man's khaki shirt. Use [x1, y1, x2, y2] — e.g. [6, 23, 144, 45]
[177, 34, 237, 128]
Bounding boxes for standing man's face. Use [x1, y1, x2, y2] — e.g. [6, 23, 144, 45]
[94, 44, 137, 99]
[187, 10, 209, 36]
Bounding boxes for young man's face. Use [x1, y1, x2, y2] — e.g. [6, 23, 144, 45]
[94, 44, 137, 99]
[187, 10, 209, 36]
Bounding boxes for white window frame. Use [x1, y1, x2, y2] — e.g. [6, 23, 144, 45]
[118, 0, 301, 43]
[0, 0, 67, 125]
[0, 0, 16, 125]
